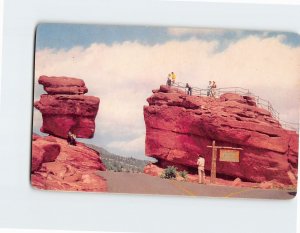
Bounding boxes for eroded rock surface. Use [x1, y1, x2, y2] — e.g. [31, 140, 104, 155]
[39, 75, 88, 95]
[144, 85, 298, 185]
[31, 135, 107, 192]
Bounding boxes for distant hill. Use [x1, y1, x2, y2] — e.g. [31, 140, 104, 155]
[86, 144, 150, 173]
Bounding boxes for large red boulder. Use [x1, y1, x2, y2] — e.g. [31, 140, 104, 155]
[34, 76, 100, 138]
[144, 85, 299, 185]
[31, 135, 107, 192]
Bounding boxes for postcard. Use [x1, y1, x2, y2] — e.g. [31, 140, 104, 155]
[31, 23, 299, 199]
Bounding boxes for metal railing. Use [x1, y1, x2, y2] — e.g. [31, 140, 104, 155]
[171, 82, 299, 132]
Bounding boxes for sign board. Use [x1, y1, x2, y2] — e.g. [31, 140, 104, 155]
[219, 149, 240, 162]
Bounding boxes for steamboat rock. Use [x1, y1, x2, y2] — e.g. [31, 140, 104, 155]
[144, 85, 298, 185]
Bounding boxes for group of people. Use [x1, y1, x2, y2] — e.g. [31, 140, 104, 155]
[166, 72, 193, 96]
[166, 72, 176, 86]
[165, 72, 217, 98]
[207, 81, 217, 97]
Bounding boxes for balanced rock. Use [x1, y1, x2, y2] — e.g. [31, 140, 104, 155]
[144, 85, 298, 185]
[32, 75, 106, 192]
[35, 76, 99, 138]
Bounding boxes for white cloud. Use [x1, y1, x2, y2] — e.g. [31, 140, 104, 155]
[106, 135, 146, 157]
[32, 109, 42, 133]
[34, 36, 300, 157]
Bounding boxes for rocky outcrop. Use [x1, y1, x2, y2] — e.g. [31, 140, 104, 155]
[31, 138, 61, 172]
[32, 76, 106, 192]
[31, 135, 107, 192]
[144, 85, 299, 185]
[34, 76, 99, 139]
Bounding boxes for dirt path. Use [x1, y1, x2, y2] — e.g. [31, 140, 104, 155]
[98, 171, 295, 199]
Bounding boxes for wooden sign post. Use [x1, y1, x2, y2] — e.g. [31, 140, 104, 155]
[207, 141, 243, 184]
[211, 141, 217, 183]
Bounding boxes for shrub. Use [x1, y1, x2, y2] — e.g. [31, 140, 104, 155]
[106, 163, 114, 171]
[160, 173, 166, 179]
[161, 166, 177, 179]
[178, 170, 188, 179]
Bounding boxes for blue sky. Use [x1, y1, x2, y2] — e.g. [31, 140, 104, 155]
[36, 23, 300, 51]
[36, 24, 170, 49]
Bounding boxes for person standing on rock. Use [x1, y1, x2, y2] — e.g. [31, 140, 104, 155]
[211, 81, 217, 98]
[171, 72, 176, 85]
[186, 83, 192, 96]
[197, 155, 206, 184]
[207, 81, 212, 96]
[166, 74, 172, 87]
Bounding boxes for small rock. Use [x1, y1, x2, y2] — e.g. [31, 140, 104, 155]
[144, 164, 164, 177]
[232, 178, 242, 187]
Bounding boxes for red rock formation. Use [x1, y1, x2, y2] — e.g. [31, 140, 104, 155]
[31, 135, 107, 192]
[34, 76, 99, 139]
[144, 85, 299, 186]
[32, 76, 107, 192]
[39, 75, 88, 95]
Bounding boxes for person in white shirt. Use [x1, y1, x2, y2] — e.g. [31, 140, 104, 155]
[207, 81, 212, 96]
[197, 155, 206, 184]
[211, 81, 217, 97]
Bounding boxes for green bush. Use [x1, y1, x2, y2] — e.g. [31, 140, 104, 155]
[161, 166, 177, 179]
[178, 170, 188, 179]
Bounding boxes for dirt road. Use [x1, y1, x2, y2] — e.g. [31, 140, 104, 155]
[98, 171, 295, 199]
